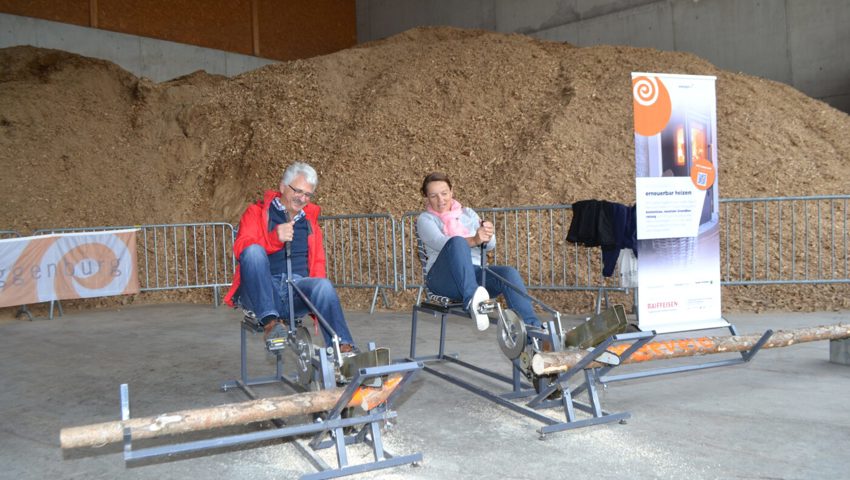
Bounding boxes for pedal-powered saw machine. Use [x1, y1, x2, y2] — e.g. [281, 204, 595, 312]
[60, 243, 424, 480]
[409, 245, 776, 437]
[223, 240, 387, 392]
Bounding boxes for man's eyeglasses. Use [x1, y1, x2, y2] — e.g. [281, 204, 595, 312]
[288, 184, 316, 200]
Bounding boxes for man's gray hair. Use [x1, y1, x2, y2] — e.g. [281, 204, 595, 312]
[281, 162, 318, 188]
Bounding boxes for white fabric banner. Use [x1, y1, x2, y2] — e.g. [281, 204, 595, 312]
[0, 229, 140, 307]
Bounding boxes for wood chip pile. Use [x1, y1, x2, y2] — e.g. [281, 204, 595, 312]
[1, 27, 847, 314]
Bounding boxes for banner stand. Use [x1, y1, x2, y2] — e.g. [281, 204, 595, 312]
[48, 300, 64, 320]
[15, 304, 33, 321]
[622, 71, 767, 383]
[632, 72, 723, 334]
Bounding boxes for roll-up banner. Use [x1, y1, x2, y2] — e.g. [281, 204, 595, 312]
[632, 73, 725, 333]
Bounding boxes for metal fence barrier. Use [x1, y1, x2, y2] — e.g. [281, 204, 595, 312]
[318, 213, 398, 314]
[401, 196, 850, 311]
[9, 194, 848, 319]
[33, 223, 236, 314]
[720, 195, 849, 285]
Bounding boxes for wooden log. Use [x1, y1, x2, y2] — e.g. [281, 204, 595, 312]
[60, 374, 403, 450]
[532, 324, 850, 376]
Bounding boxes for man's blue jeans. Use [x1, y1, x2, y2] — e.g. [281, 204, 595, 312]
[235, 244, 355, 346]
[425, 236, 541, 327]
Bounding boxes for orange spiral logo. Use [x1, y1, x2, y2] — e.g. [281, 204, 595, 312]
[633, 76, 672, 137]
[51, 243, 124, 299]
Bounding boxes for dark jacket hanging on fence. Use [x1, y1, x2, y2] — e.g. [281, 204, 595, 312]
[566, 200, 637, 277]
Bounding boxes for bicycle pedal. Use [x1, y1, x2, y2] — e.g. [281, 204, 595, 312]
[265, 337, 287, 352]
[478, 300, 497, 314]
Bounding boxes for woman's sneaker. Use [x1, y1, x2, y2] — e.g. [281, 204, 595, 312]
[467, 286, 491, 331]
[339, 344, 360, 356]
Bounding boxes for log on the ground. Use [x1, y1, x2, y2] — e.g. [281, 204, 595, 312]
[532, 324, 850, 376]
[60, 374, 403, 450]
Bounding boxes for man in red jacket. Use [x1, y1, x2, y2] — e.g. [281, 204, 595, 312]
[224, 162, 357, 352]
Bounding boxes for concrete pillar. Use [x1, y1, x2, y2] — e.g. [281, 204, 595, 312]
[830, 339, 850, 366]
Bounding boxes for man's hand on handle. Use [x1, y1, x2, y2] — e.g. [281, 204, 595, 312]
[276, 221, 295, 243]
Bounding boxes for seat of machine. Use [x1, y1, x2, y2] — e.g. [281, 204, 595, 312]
[420, 291, 465, 312]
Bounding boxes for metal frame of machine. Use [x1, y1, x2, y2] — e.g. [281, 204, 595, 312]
[120, 358, 422, 480]
[408, 241, 773, 437]
[408, 274, 645, 437]
[212, 241, 423, 478]
[409, 284, 772, 436]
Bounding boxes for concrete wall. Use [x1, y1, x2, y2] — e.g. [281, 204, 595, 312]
[0, 13, 275, 82]
[356, 0, 850, 114]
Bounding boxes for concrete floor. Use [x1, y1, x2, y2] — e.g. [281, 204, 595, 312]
[1, 302, 848, 479]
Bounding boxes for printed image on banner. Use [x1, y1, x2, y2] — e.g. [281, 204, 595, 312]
[632, 73, 724, 333]
[0, 229, 140, 308]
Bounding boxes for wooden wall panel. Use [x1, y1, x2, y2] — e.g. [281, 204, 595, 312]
[0, 0, 358, 61]
[98, 0, 254, 55]
[0, 0, 90, 26]
[257, 0, 356, 60]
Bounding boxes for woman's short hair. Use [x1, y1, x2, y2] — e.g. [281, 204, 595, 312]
[281, 162, 319, 188]
[420, 172, 452, 197]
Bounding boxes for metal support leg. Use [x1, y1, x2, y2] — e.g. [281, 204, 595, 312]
[560, 387, 577, 423]
[369, 417, 386, 462]
[240, 326, 248, 383]
[511, 360, 523, 393]
[380, 288, 391, 309]
[369, 287, 379, 315]
[438, 313, 447, 359]
[120, 384, 132, 460]
[221, 317, 287, 393]
[594, 288, 603, 314]
[584, 369, 603, 418]
[367, 286, 392, 314]
[333, 427, 348, 469]
[500, 359, 536, 400]
[410, 307, 419, 359]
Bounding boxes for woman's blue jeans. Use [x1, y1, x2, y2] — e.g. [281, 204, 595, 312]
[235, 244, 355, 346]
[425, 236, 541, 327]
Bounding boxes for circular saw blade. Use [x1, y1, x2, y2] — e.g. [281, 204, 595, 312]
[497, 308, 526, 359]
[293, 326, 315, 387]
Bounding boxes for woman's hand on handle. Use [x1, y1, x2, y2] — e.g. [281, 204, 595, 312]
[474, 221, 494, 245]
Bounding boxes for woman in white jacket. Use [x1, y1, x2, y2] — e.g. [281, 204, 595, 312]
[416, 172, 541, 331]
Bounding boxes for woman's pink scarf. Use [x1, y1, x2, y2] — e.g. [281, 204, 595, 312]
[427, 199, 470, 237]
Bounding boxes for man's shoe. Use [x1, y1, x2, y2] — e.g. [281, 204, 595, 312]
[339, 344, 360, 356]
[263, 320, 287, 350]
[467, 286, 490, 331]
